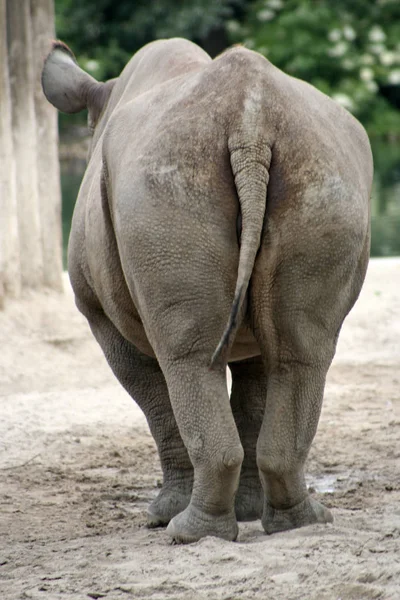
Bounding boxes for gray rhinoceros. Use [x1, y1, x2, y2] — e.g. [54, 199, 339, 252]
[42, 38, 372, 544]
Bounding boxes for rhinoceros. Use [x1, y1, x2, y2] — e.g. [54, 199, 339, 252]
[42, 38, 372, 543]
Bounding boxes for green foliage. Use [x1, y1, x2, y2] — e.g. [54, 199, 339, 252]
[56, 0, 400, 257]
[55, 0, 244, 80]
[55, 0, 400, 136]
[229, 0, 400, 137]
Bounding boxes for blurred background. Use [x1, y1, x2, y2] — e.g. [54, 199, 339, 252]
[57, 0, 400, 264]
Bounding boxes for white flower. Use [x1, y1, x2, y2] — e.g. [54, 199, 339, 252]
[369, 43, 386, 56]
[343, 25, 356, 41]
[257, 9, 275, 22]
[328, 29, 341, 43]
[360, 67, 374, 82]
[85, 60, 99, 73]
[361, 54, 375, 65]
[380, 51, 396, 66]
[365, 80, 378, 93]
[368, 26, 386, 43]
[267, 0, 283, 9]
[226, 20, 240, 34]
[328, 42, 348, 57]
[388, 69, 400, 84]
[343, 58, 355, 70]
[332, 93, 354, 111]
[244, 39, 255, 50]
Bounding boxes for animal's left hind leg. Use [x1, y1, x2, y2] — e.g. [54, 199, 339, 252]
[86, 310, 194, 527]
[230, 356, 266, 521]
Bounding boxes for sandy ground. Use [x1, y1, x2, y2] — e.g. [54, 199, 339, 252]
[0, 258, 399, 600]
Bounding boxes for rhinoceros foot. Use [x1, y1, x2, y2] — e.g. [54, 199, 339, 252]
[166, 503, 238, 544]
[147, 486, 191, 528]
[262, 496, 333, 535]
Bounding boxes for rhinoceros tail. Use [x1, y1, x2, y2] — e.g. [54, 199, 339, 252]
[211, 135, 271, 369]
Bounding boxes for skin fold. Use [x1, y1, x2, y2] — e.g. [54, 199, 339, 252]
[42, 38, 373, 544]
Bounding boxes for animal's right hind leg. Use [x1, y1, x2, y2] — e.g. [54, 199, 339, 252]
[251, 224, 369, 535]
[80, 305, 193, 527]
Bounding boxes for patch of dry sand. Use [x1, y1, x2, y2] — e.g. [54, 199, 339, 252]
[0, 259, 399, 600]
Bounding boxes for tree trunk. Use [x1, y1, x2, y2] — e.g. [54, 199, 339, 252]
[0, 0, 62, 306]
[31, 0, 63, 291]
[0, 0, 20, 307]
[7, 0, 43, 289]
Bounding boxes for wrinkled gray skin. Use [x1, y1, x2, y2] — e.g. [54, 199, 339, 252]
[42, 38, 373, 544]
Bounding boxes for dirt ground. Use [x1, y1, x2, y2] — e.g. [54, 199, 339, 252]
[1, 258, 399, 600]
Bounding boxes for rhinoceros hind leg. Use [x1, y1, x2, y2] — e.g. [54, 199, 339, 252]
[251, 218, 368, 536]
[77, 302, 194, 527]
[229, 356, 266, 521]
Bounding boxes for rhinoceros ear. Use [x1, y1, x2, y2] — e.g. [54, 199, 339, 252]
[41, 41, 114, 122]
